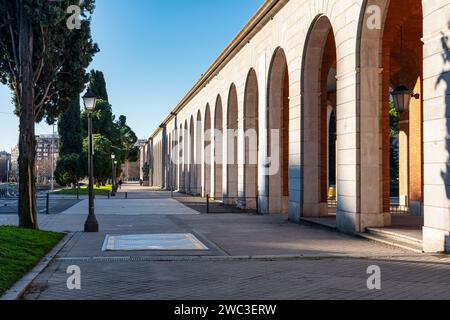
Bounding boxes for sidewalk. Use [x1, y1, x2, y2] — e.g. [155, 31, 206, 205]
[3, 185, 450, 300]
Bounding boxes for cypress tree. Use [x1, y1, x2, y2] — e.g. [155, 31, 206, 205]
[88, 70, 109, 101]
[58, 97, 83, 156]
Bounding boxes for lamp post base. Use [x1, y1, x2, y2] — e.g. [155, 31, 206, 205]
[84, 218, 99, 233]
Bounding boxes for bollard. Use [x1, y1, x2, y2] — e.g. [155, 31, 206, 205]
[256, 197, 259, 215]
[46, 192, 50, 215]
[171, 188, 174, 198]
[125, 192, 128, 199]
[108, 192, 110, 199]
[77, 185, 80, 200]
[206, 195, 210, 214]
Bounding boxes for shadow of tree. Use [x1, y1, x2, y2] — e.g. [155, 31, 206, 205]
[437, 27, 450, 198]
[435, 23, 450, 251]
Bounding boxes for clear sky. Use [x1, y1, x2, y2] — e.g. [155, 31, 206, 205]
[0, 0, 264, 152]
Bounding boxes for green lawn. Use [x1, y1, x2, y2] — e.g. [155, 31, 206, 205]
[0, 226, 64, 296]
[53, 184, 113, 196]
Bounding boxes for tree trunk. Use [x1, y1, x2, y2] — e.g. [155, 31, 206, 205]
[18, 7, 38, 229]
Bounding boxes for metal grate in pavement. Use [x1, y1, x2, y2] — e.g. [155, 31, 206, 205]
[102, 233, 209, 251]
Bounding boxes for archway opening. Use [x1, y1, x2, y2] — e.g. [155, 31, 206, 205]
[227, 84, 239, 204]
[189, 116, 195, 194]
[196, 111, 202, 195]
[382, 0, 423, 228]
[267, 48, 289, 214]
[179, 124, 184, 192]
[168, 133, 173, 190]
[243, 69, 259, 210]
[301, 15, 337, 219]
[214, 96, 224, 199]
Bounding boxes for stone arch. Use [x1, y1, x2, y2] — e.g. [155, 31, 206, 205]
[227, 83, 239, 203]
[357, 0, 424, 231]
[300, 15, 337, 218]
[243, 68, 259, 210]
[204, 104, 212, 197]
[267, 47, 289, 214]
[196, 110, 202, 195]
[214, 95, 224, 199]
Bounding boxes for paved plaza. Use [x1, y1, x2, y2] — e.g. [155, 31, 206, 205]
[2, 185, 450, 300]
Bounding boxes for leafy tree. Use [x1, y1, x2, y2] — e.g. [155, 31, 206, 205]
[389, 101, 400, 197]
[0, 0, 98, 229]
[81, 71, 139, 180]
[88, 70, 108, 101]
[81, 102, 139, 164]
[116, 115, 138, 162]
[83, 134, 112, 185]
[58, 97, 83, 156]
[55, 153, 83, 187]
[81, 99, 116, 138]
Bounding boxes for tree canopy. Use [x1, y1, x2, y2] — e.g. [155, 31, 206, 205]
[55, 153, 84, 187]
[0, 0, 98, 229]
[0, 0, 98, 123]
[58, 97, 83, 156]
[81, 71, 139, 171]
[88, 70, 108, 101]
[82, 134, 112, 184]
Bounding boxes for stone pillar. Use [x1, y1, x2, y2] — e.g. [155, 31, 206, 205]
[139, 145, 145, 181]
[258, 52, 268, 214]
[237, 92, 246, 208]
[149, 139, 154, 187]
[422, 1, 450, 252]
[409, 78, 423, 216]
[211, 114, 216, 199]
[162, 127, 167, 190]
[399, 117, 409, 207]
[222, 118, 228, 201]
[288, 68, 302, 222]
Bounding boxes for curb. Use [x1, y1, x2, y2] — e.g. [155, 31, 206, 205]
[0, 232, 74, 301]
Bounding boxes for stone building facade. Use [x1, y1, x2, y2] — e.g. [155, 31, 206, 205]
[0, 151, 11, 182]
[143, 0, 450, 253]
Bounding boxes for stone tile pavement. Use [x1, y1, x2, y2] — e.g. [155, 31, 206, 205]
[3, 185, 450, 300]
[24, 257, 450, 300]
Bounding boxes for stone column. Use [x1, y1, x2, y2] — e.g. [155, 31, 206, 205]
[258, 52, 268, 214]
[422, 1, 450, 252]
[409, 78, 423, 216]
[399, 116, 409, 207]
[237, 92, 246, 208]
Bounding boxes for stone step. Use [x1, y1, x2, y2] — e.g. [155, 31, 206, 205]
[359, 230, 423, 253]
[366, 228, 423, 246]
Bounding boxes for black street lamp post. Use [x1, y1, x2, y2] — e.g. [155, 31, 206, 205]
[114, 160, 118, 192]
[111, 153, 116, 196]
[83, 91, 99, 233]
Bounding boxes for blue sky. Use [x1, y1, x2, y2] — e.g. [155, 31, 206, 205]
[0, 0, 264, 152]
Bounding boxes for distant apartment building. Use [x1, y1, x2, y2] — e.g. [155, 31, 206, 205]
[121, 161, 141, 182]
[0, 151, 11, 182]
[35, 134, 59, 184]
[9, 145, 19, 182]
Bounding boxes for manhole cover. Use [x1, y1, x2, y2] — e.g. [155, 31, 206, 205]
[102, 234, 209, 251]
